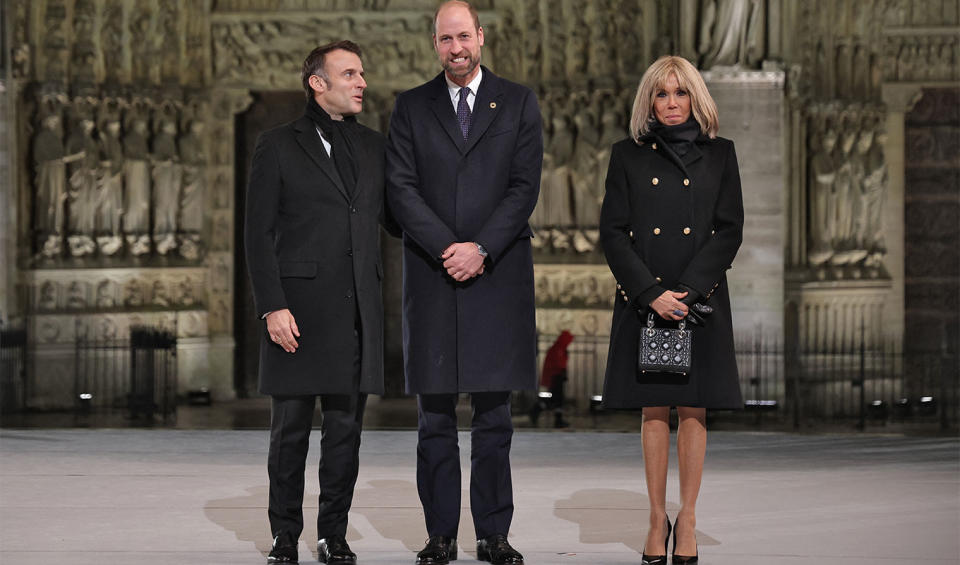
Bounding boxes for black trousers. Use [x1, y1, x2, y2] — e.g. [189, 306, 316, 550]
[417, 392, 514, 539]
[267, 391, 367, 541]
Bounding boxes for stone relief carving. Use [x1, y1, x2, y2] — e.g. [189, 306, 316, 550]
[698, 0, 765, 69]
[33, 97, 69, 258]
[805, 105, 888, 278]
[534, 266, 617, 309]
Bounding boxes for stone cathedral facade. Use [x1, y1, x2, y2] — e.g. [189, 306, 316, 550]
[0, 0, 956, 407]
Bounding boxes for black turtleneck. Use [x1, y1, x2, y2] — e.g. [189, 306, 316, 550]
[648, 118, 701, 157]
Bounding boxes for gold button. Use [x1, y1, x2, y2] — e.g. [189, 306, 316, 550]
[653, 227, 661, 235]
[628, 230, 634, 238]
[651, 177, 659, 186]
[656, 277, 662, 283]
[623, 295, 629, 302]
[620, 290, 626, 295]
[652, 143, 658, 150]
[683, 227, 691, 235]
[616, 283, 621, 289]
[683, 178, 690, 186]
[711, 229, 716, 235]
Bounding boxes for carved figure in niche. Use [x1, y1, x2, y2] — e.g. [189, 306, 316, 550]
[570, 107, 601, 252]
[583, 275, 603, 307]
[544, 114, 575, 248]
[67, 281, 86, 309]
[852, 45, 871, 100]
[96, 118, 124, 255]
[101, 1, 124, 84]
[830, 123, 859, 265]
[152, 280, 170, 308]
[39, 281, 57, 311]
[579, 313, 599, 337]
[33, 111, 68, 257]
[698, 0, 764, 69]
[123, 279, 144, 307]
[123, 117, 152, 255]
[65, 115, 99, 257]
[129, 4, 152, 83]
[178, 119, 206, 260]
[847, 126, 871, 265]
[71, 0, 97, 82]
[557, 274, 577, 306]
[861, 127, 888, 268]
[213, 257, 230, 292]
[535, 274, 554, 305]
[152, 117, 181, 255]
[807, 125, 837, 268]
[95, 280, 114, 308]
[42, 0, 68, 80]
[567, 23, 589, 78]
[158, 3, 180, 81]
[178, 278, 197, 307]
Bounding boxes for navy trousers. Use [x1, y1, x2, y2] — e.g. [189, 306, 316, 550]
[416, 392, 514, 539]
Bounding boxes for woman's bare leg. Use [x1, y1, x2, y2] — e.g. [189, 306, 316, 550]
[641, 406, 671, 555]
[674, 406, 706, 556]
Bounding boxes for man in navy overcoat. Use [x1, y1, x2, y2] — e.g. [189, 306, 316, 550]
[385, 2, 542, 564]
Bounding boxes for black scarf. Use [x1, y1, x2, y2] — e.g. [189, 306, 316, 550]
[648, 117, 701, 157]
[305, 98, 359, 194]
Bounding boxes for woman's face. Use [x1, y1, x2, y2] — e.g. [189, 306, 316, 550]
[653, 73, 691, 126]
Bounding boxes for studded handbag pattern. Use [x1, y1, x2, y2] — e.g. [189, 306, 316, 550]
[638, 313, 693, 375]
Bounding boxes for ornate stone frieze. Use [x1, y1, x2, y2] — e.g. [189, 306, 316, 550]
[533, 264, 617, 310]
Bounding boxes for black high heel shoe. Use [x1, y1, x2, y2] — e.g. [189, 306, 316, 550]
[671, 519, 698, 564]
[641, 517, 672, 565]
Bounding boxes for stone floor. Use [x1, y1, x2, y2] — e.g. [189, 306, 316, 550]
[1, 427, 957, 564]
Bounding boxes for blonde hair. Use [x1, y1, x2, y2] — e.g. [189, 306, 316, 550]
[629, 55, 719, 142]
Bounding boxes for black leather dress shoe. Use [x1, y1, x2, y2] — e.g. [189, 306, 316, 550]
[318, 535, 356, 564]
[267, 533, 298, 564]
[476, 534, 523, 565]
[416, 536, 457, 564]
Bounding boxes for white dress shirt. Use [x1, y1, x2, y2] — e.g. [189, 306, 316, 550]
[315, 126, 332, 157]
[445, 67, 483, 114]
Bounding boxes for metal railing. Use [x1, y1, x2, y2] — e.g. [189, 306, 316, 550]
[0, 324, 28, 413]
[536, 330, 958, 431]
[74, 325, 178, 423]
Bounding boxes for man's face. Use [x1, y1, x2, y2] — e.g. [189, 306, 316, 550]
[434, 5, 483, 84]
[312, 49, 367, 119]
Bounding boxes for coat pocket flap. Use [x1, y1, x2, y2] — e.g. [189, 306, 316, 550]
[279, 261, 318, 278]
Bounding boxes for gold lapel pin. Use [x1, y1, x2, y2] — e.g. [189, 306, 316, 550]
[490, 102, 497, 109]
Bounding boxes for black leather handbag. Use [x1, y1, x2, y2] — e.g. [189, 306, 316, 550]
[638, 313, 693, 375]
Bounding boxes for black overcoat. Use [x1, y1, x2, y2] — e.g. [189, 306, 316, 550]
[386, 68, 543, 394]
[244, 115, 390, 396]
[599, 134, 744, 409]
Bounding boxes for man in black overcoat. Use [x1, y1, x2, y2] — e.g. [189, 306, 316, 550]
[245, 41, 395, 565]
[385, 2, 542, 564]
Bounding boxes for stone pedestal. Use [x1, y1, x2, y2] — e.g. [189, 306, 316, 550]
[703, 70, 786, 338]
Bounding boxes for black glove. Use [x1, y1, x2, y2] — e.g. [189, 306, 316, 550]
[674, 285, 713, 327]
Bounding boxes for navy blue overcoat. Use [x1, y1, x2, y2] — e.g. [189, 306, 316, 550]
[386, 68, 543, 394]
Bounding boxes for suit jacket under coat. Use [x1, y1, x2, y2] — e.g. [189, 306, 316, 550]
[244, 115, 388, 396]
[599, 134, 744, 409]
[386, 68, 543, 394]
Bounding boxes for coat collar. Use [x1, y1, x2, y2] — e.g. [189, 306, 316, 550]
[643, 131, 708, 178]
[292, 114, 365, 203]
[429, 66, 505, 155]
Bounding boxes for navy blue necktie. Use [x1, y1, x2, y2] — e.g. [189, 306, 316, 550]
[457, 87, 472, 140]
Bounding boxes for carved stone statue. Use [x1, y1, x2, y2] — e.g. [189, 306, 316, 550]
[807, 128, 838, 268]
[95, 119, 124, 255]
[123, 118, 152, 255]
[829, 127, 859, 266]
[861, 127, 888, 269]
[151, 119, 181, 255]
[65, 117, 99, 257]
[178, 119, 206, 260]
[698, 0, 764, 69]
[544, 114, 575, 248]
[33, 113, 67, 257]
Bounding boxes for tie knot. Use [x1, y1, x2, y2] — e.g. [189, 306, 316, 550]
[459, 87, 471, 101]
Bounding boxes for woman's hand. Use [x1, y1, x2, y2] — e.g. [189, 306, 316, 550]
[649, 290, 689, 321]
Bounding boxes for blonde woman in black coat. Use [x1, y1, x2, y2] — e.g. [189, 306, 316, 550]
[599, 55, 744, 565]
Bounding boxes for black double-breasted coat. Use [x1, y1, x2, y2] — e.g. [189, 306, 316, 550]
[599, 133, 744, 409]
[386, 68, 543, 394]
[244, 115, 389, 396]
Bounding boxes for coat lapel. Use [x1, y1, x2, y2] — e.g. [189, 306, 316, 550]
[293, 116, 349, 202]
[429, 73, 467, 154]
[463, 68, 504, 155]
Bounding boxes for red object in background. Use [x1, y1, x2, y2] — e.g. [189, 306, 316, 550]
[540, 330, 575, 388]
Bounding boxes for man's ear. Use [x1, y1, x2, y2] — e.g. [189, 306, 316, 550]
[309, 74, 326, 95]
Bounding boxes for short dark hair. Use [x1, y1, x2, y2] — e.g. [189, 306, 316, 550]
[301, 40, 363, 100]
[433, 1, 481, 35]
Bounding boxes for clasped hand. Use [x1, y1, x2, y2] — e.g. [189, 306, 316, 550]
[650, 290, 689, 321]
[441, 242, 485, 282]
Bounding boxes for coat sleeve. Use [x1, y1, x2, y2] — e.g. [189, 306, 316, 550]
[599, 142, 667, 307]
[243, 133, 287, 318]
[385, 94, 458, 259]
[677, 140, 744, 297]
[473, 88, 543, 263]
